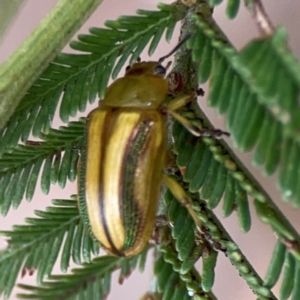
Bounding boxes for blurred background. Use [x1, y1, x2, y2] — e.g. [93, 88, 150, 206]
[0, 0, 300, 299]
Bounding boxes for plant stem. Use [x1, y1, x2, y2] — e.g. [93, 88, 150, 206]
[191, 192, 279, 300]
[0, 0, 103, 131]
[244, 0, 275, 36]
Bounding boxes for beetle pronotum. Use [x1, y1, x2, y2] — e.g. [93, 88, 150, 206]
[78, 37, 218, 257]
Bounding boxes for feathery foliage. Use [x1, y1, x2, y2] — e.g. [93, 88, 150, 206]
[0, 1, 300, 299]
[0, 121, 84, 216]
[17, 251, 149, 300]
[0, 197, 99, 299]
[187, 16, 300, 205]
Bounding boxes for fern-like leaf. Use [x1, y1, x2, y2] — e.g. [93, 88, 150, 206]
[17, 250, 148, 300]
[187, 15, 300, 206]
[154, 251, 218, 300]
[0, 121, 84, 215]
[173, 109, 300, 269]
[173, 120, 253, 232]
[0, 197, 98, 299]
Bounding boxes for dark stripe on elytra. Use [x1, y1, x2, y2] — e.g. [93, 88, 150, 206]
[121, 117, 154, 250]
[98, 110, 124, 256]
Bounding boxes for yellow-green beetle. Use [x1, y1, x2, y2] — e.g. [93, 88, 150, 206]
[78, 38, 204, 257]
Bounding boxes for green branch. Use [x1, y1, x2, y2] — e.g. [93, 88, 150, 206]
[0, 0, 103, 130]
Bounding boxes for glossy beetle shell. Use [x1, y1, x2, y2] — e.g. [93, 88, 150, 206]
[78, 62, 169, 257]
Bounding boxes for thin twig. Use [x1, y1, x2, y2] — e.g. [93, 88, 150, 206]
[245, 0, 275, 36]
[191, 192, 279, 300]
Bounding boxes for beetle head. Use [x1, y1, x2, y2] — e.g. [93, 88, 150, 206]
[125, 35, 190, 78]
[125, 61, 167, 77]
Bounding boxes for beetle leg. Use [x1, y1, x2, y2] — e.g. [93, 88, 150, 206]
[168, 109, 203, 136]
[162, 175, 202, 229]
[168, 109, 229, 138]
[167, 92, 229, 138]
[166, 91, 200, 136]
[166, 92, 197, 111]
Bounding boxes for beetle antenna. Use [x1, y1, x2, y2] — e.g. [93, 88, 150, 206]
[165, 61, 172, 70]
[158, 34, 192, 63]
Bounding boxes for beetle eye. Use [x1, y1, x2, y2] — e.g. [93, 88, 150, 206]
[125, 65, 131, 72]
[154, 65, 166, 76]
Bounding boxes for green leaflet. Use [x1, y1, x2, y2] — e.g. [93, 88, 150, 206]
[226, 0, 240, 19]
[264, 240, 286, 288]
[201, 247, 218, 292]
[280, 253, 296, 300]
